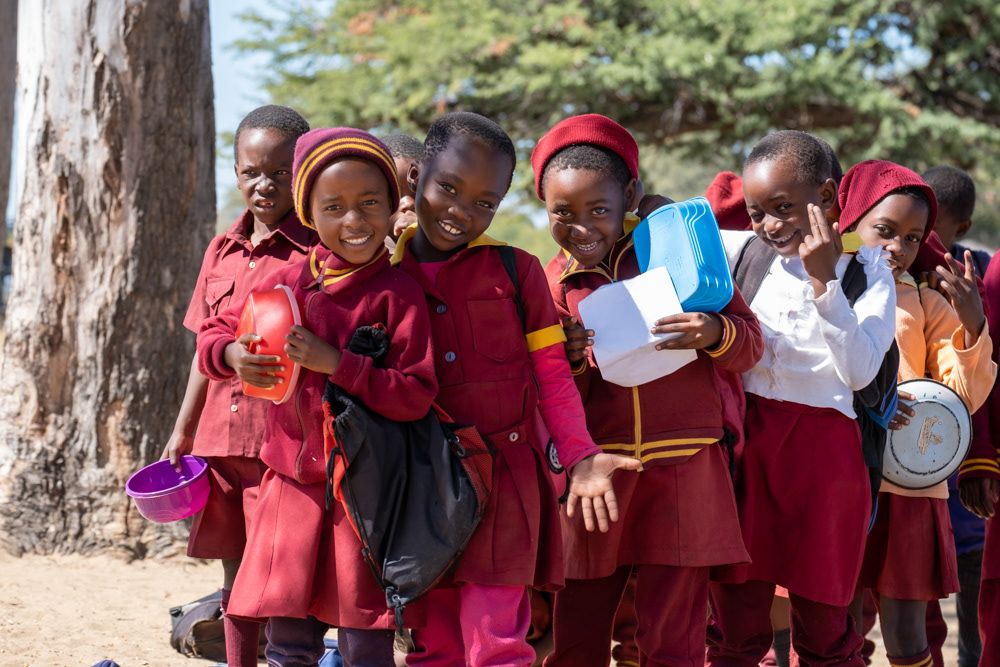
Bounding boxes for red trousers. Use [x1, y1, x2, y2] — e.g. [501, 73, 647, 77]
[544, 564, 709, 667]
[706, 580, 863, 666]
[980, 577, 1000, 667]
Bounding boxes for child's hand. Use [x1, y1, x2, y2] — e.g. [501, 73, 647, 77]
[936, 251, 986, 342]
[563, 317, 593, 364]
[636, 193, 674, 219]
[566, 453, 643, 533]
[651, 313, 723, 350]
[959, 477, 1000, 519]
[285, 325, 341, 375]
[799, 203, 841, 297]
[887, 390, 917, 431]
[391, 195, 418, 239]
[224, 333, 284, 388]
[161, 431, 194, 469]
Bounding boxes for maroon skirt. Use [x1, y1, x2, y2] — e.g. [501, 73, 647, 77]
[859, 493, 959, 600]
[227, 469, 423, 629]
[449, 419, 565, 591]
[734, 394, 870, 607]
[560, 444, 748, 580]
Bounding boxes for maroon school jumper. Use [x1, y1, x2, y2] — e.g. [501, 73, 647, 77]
[184, 210, 316, 559]
[197, 245, 437, 628]
[393, 230, 599, 591]
[542, 225, 761, 667]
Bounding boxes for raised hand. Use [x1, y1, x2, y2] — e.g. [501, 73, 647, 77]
[567, 453, 643, 533]
[936, 251, 986, 342]
[799, 203, 842, 297]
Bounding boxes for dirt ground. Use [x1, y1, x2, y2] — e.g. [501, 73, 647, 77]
[0, 551, 959, 667]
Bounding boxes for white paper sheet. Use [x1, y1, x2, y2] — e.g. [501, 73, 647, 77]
[577, 266, 697, 387]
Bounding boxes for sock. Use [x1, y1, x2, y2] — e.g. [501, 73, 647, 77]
[772, 628, 791, 667]
[887, 646, 932, 667]
[221, 588, 262, 667]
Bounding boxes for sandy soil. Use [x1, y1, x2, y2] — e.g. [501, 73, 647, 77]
[0, 552, 960, 667]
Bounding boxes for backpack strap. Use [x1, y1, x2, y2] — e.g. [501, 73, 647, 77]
[841, 255, 867, 306]
[731, 235, 776, 305]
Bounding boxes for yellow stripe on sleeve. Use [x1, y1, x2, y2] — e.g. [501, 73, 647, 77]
[706, 315, 735, 358]
[525, 324, 566, 352]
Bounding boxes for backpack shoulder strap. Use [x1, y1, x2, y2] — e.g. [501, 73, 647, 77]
[731, 235, 776, 305]
[841, 255, 868, 307]
[498, 246, 527, 330]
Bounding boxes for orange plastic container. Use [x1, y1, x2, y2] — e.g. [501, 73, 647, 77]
[235, 285, 302, 404]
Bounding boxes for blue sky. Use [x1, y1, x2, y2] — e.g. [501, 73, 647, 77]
[210, 0, 274, 207]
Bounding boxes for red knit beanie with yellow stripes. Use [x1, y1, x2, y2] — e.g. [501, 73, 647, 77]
[292, 128, 400, 228]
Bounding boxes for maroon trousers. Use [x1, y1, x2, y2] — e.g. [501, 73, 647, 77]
[706, 581, 863, 666]
[544, 565, 708, 667]
[980, 577, 1000, 667]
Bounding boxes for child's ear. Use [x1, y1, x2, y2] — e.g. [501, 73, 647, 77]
[624, 178, 639, 211]
[819, 178, 839, 223]
[407, 162, 421, 197]
[957, 218, 973, 240]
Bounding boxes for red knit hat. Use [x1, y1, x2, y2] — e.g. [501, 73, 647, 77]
[837, 160, 937, 241]
[292, 127, 400, 229]
[530, 114, 639, 200]
[705, 171, 752, 231]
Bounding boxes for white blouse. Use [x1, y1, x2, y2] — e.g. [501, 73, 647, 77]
[722, 231, 897, 418]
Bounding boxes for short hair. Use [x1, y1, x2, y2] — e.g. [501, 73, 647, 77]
[542, 144, 632, 193]
[922, 165, 975, 221]
[234, 105, 310, 160]
[382, 133, 424, 161]
[818, 137, 843, 185]
[891, 185, 933, 211]
[423, 111, 516, 175]
[745, 130, 834, 186]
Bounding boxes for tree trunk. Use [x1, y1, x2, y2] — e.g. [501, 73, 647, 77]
[0, 0, 16, 299]
[0, 0, 215, 557]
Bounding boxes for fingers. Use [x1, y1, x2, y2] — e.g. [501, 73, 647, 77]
[810, 204, 831, 244]
[566, 492, 577, 518]
[612, 455, 643, 472]
[591, 495, 610, 533]
[580, 496, 596, 532]
[964, 250, 976, 282]
[897, 390, 917, 402]
[236, 332, 261, 348]
[602, 489, 620, 524]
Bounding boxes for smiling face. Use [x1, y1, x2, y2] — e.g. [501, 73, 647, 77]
[408, 135, 512, 259]
[742, 157, 838, 258]
[543, 167, 636, 268]
[235, 128, 297, 228]
[853, 193, 930, 278]
[309, 158, 393, 264]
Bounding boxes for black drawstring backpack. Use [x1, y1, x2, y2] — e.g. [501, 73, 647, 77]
[322, 324, 494, 629]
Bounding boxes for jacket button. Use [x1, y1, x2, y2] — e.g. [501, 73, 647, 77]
[444, 351, 457, 362]
[508, 432, 519, 442]
[230, 404, 238, 413]
[436, 304, 447, 314]
[248, 260, 256, 269]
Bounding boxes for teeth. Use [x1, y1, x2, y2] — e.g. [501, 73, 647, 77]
[342, 235, 372, 246]
[439, 220, 463, 236]
[574, 241, 599, 253]
[769, 233, 793, 244]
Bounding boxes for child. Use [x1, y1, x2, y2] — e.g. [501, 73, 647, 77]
[391, 111, 641, 667]
[922, 166, 989, 277]
[163, 104, 313, 666]
[197, 128, 438, 667]
[532, 114, 763, 667]
[845, 160, 995, 667]
[383, 133, 424, 242]
[706, 130, 897, 666]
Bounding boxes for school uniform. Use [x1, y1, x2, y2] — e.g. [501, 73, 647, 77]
[392, 226, 600, 667]
[198, 244, 437, 633]
[540, 216, 761, 667]
[184, 209, 316, 560]
[706, 230, 897, 667]
[859, 277, 994, 602]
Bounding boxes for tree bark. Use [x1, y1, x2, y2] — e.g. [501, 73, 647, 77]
[0, 0, 215, 557]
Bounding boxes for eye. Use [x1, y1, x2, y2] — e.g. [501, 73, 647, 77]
[362, 198, 379, 207]
[748, 210, 764, 223]
[874, 224, 894, 238]
[241, 169, 259, 178]
[477, 200, 496, 211]
[324, 204, 341, 212]
[553, 207, 572, 218]
[438, 182, 456, 195]
[776, 202, 792, 213]
[592, 207, 609, 216]
[275, 169, 290, 176]
[906, 234, 921, 244]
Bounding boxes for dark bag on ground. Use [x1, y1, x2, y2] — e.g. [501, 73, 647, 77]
[323, 325, 495, 629]
[731, 236, 900, 521]
[168, 590, 266, 661]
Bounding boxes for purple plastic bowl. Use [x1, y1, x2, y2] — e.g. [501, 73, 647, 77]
[125, 455, 210, 523]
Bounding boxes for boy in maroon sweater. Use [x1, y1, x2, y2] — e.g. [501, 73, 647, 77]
[164, 105, 313, 666]
[533, 114, 763, 667]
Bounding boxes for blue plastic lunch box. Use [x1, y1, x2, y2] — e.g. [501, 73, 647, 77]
[632, 196, 734, 313]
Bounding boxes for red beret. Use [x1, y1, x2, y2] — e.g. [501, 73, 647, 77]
[531, 114, 639, 200]
[837, 160, 937, 241]
[705, 171, 751, 231]
[292, 127, 400, 229]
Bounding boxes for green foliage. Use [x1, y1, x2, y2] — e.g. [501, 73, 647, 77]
[234, 0, 1000, 246]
